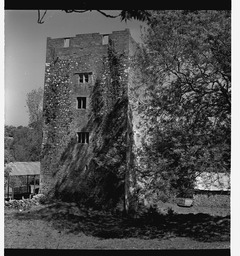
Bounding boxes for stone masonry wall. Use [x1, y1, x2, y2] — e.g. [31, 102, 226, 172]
[193, 192, 230, 208]
[40, 29, 136, 208]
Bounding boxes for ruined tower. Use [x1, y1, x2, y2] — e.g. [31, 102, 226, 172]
[40, 29, 137, 209]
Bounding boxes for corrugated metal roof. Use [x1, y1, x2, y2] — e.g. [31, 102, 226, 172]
[194, 172, 230, 191]
[7, 162, 40, 176]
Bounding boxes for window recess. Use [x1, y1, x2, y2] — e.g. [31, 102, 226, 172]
[64, 38, 70, 48]
[77, 132, 89, 144]
[102, 34, 109, 45]
[76, 72, 92, 84]
[77, 97, 87, 109]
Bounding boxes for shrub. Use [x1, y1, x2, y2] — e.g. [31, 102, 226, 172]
[33, 194, 47, 204]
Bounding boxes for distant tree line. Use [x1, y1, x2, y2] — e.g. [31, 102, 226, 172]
[4, 125, 42, 163]
[4, 87, 43, 164]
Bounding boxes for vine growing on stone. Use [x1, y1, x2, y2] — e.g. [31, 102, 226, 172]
[42, 42, 135, 211]
[41, 57, 74, 182]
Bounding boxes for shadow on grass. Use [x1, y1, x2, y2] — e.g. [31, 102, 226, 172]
[13, 202, 230, 243]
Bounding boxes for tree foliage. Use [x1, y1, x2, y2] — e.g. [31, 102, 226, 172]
[4, 136, 15, 164]
[4, 125, 42, 162]
[89, 41, 131, 210]
[26, 87, 43, 126]
[133, 10, 231, 198]
[4, 87, 44, 163]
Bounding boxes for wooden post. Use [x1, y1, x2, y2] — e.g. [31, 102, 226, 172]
[33, 175, 36, 195]
[7, 176, 10, 199]
[27, 175, 29, 194]
[12, 184, 14, 200]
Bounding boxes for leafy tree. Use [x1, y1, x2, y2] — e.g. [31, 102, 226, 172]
[4, 95, 44, 192]
[4, 88, 43, 193]
[4, 124, 42, 163]
[4, 125, 16, 165]
[133, 10, 231, 199]
[26, 87, 43, 126]
[25, 87, 44, 161]
[4, 125, 16, 138]
[4, 136, 15, 164]
[4, 150, 14, 164]
[11, 126, 31, 161]
[4, 165, 12, 193]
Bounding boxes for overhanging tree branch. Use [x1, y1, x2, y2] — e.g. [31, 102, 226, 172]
[96, 10, 121, 18]
[37, 10, 151, 24]
[37, 10, 47, 24]
[63, 10, 90, 14]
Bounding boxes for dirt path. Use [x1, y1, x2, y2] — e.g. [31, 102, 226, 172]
[4, 203, 230, 249]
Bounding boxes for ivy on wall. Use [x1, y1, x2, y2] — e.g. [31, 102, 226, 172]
[41, 41, 135, 210]
[41, 57, 75, 186]
[85, 40, 130, 208]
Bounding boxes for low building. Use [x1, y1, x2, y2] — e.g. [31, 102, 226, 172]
[193, 172, 230, 207]
[5, 162, 40, 199]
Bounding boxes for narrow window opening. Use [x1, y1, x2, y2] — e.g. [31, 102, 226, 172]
[64, 38, 70, 48]
[84, 74, 89, 83]
[77, 132, 89, 144]
[79, 74, 84, 83]
[102, 35, 109, 45]
[77, 97, 87, 109]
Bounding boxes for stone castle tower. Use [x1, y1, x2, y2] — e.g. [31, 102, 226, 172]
[40, 29, 138, 209]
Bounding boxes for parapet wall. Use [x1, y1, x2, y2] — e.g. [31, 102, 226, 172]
[46, 29, 132, 62]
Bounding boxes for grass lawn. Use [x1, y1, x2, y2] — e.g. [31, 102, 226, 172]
[4, 201, 230, 249]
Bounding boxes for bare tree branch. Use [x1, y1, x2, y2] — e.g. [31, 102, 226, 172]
[96, 10, 121, 18]
[37, 10, 47, 24]
[63, 10, 90, 14]
[37, 10, 147, 24]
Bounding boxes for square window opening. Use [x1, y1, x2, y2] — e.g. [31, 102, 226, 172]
[77, 132, 89, 144]
[102, 35, 109, 45]
[77, 73, 91, 84]
[77, 97, 87, 109]
[64, 38, 70, 48]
